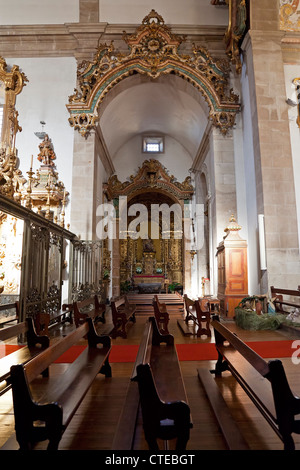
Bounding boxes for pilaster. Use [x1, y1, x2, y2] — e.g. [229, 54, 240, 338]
[70, 130, 98, 240]
[241, 1, 300, 289]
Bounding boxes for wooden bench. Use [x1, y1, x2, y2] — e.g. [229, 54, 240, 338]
[35, 304, 74, 336]
[152, 295, 170, 334]
[0, 301, 19, 327]
[7, 317, 111, 450]
[270, 286, 300, 314]
[113, 316, 192, 450]
[73, 295, 106, 328]
[205, 314, 300, 450]
[178, 295, 211, 337]
[110, 295, 136, 339]
[0, 317, 49, 396]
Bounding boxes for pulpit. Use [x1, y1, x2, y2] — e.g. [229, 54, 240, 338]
[216, 215, 248, 317]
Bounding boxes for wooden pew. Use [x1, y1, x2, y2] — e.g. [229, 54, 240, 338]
[0, 317, 49, 396]
[110, 295, 136, 339]
[205, 314, 300, 450]
[183, 294, 196, 321]
[73, 295, 106, 328]
[152, 295, 170, 334]
[270, 286, 300, 314]
[7, 317, 111, 450]
[179, 295, 211, 337]
[35, 304, 74, 336]
[195, 298, 211, 337]
[113, 316, 192, 450]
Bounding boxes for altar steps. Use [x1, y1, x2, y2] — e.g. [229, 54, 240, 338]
[126, 293, 185, 315]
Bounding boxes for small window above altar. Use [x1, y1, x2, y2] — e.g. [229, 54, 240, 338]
[142, 136, 164, 153]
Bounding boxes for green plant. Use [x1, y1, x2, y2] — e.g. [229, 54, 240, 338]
[120, 280, 131, 293]
[168, 282, 180, 293]
[103, 269, 110, 280]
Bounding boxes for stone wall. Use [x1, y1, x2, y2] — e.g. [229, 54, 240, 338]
[242, 0, 300, 291]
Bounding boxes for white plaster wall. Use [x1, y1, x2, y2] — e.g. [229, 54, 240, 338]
[0, 0, 227, 26]
[0, 0, 79, 24]
[113, 134, 193, 183]
[99, 0, 228, 25]
[7, 57, 77, 226]
[284, 64, 300, 251]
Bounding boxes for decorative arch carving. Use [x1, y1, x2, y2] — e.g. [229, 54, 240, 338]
[67, 10, 240, 138]
[103, 158, 194, 202]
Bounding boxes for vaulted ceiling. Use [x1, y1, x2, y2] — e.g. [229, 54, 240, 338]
[99, 73, 210, 163]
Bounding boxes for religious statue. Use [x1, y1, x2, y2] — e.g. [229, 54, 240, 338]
[37, 134, 56, 166]
[143, 238, 155, 252]
[9, 109, 22, 149]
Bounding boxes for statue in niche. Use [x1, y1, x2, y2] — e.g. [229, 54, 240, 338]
[143, 238, 155, 252]
[37, 134, 56, 166]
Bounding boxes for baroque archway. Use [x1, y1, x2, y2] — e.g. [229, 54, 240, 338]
[66, 9, 240, 138]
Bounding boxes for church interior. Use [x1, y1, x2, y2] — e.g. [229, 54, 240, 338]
[0, 0, 300, 452]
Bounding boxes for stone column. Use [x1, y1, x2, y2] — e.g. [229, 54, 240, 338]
[241, 1, 299, 290]
[70, 130, 98, 240]
[211, 128, 238, 242]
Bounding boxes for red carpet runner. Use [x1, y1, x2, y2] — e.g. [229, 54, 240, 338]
[2, 341, 296, 363]
[54, 340, 296, 363]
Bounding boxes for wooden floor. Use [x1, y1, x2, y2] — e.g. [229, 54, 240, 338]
[1, 307, 300, 452]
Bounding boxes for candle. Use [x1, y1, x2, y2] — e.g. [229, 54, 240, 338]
[30, 155, 33, 169]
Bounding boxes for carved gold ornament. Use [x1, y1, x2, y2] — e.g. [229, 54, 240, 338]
[104, 159, 194, 201]
[0, 56, 28, 148]
[0, 56, 28, 201]
[67, 10, 240, 137]
[224, 0, 248, 74]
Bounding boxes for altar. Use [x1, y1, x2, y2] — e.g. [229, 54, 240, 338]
[133, 274, 165, 285]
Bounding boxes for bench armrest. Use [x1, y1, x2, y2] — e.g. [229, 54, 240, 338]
[86, 318, 111, 348]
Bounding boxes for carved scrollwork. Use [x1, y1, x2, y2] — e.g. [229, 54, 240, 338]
[30, 222, 49, 243]
[26, 287, 42, 317]
[104, 159, 194, 201]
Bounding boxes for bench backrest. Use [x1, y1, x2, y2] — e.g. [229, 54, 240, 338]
[153, 295, 167, 311]
[131, 317, 174, 382]
[0, 321, 27, 342]
[24, 321, 90, 383]
[271, 286, 300, 298]
[111, 297, 125, 310]
[75, 297, 95, 310]
[211, 315, 270, 377]
[197, 298, 209, 312]
[131, 320, 153, 380]
[184, 294, 195, 309]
